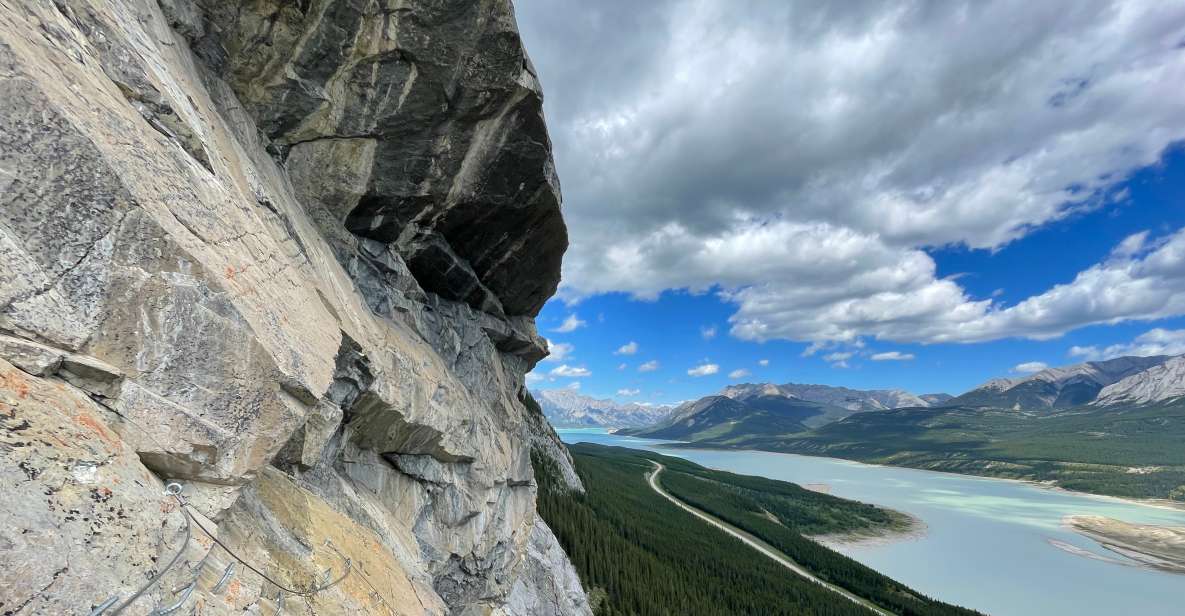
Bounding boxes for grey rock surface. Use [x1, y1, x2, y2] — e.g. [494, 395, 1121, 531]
[0, 0, 587, 614]
[1092, 355, 1185, 407]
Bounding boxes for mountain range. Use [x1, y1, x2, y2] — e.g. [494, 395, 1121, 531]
[532, 388, 674, 428]
[542, 353, 1185, 443]
[535, 381, 956, 431]
[722, 382, 943, 410]
[621, 395, 811, 440]
[949, 355, 1178, 409]
[618, 381, 955, 440]
[610, 353, 1185, 502]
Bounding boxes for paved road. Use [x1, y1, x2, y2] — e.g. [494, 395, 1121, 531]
[647, 461, 894, 616]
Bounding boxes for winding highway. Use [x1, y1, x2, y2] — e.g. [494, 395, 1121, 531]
[646, 461, 894, 616]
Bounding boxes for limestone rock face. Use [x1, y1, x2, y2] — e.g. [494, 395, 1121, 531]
[0, 1, 588, 614]
[192, 0, 566, 320]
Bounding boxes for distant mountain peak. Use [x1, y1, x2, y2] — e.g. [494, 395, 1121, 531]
[952, 355, 1181, 410]
[619, 394, 807, 442]
[533, 388, 674, 428]
[1092, 355, 1185, 406]
[722, 382, 931, 411]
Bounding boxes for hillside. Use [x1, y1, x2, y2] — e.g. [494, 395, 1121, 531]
[536, 444, 983, 616]
[618, 382, 950, 445]
[619, 395, 810, 441]
[682, 402, 1185, 501]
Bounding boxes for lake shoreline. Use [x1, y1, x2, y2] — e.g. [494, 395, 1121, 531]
[557, 428, 1185, 616]
[1062, 515, 1185, 575]
[811, 510, 929, 550]
[799, 481, 927, 549]
[653, 440, 1185, 515]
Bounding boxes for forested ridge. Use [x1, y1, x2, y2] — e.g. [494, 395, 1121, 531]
[535, 443, 984, 616]
[708, 402, 1185, 501]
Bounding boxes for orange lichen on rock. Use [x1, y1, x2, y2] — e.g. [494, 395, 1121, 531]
[0, 368, 31, 399]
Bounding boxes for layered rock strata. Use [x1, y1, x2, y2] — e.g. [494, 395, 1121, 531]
[0, 0, 588, 614]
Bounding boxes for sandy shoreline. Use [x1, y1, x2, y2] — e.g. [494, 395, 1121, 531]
[1062, 515, 1185, 574]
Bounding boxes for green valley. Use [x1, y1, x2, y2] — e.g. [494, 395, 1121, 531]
[669, 401, 1185, 502]
[535, 443, 983, 616]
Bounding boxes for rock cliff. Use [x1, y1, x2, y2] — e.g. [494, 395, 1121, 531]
[0, 1, 589, 614]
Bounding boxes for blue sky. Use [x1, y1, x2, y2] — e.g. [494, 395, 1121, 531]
[517, 1, 1185, 404]
[530, 146, 1185, 404]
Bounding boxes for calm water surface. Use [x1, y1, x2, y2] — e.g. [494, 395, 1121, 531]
[558, 428, 1185, 616]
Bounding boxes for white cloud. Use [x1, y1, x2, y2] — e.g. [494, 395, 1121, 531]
[1013, 361, 1051, 374]
[542, 340, 574, 362]
[525, 371, 544, 383]
[566, 381, 582, 390]
[871, 351, 915, 361]
[615, 341, 639, 355]
[617, 388, 641, 396]
[638, 360, 660, 372]
[617, 362, 628, 370]
[801, 342, 825, 357]
[823, 351, 854, 363]
[700, 325, 717, 340]
[728, 368, 750, 379]
[549, 364, 592, 378]
[519, 1, 1185, 346]
[730, 228, 1185, 345]
[758, 359, 770, 367]
[553, 314, 587, 333]
[688, 363, 720, 377]
[1069, 328, 1185, 361]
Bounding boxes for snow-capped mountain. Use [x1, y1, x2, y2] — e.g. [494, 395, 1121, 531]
[532, 388, 674, 428]
[721, 382, 933, 411]
[1092, 355, 1185, 406]
[951, 355, 1177, 409]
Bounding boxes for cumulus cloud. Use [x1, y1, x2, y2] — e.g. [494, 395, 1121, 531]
[824, 351, 854, 362]
[615, 341, 639, 355]
[638, 360, 660, 372]
[1069, 328, 1185, 361]
[728, 369, 750, 379]
[688, 363, 720, 377]
[758, 359, 770, 367]
[542, 340, 574, 362]
[617, 388, 641, 396]
[553, 314, 587, 333]
[525, 372, 544, 383]
[1013, 361, 1051, 374]
[701, 325, 718, 340]
[871, 351, 915, 361]
[517, 1, 1185, 345]
[730, 228, 1185, 344]
[550, 364, 592, 378]
[566, 381, 582, 390]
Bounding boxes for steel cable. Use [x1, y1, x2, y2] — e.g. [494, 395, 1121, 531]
[108, 483, 192, 615]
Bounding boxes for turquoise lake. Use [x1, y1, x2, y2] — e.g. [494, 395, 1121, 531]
[558, 428, 1185, 616]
